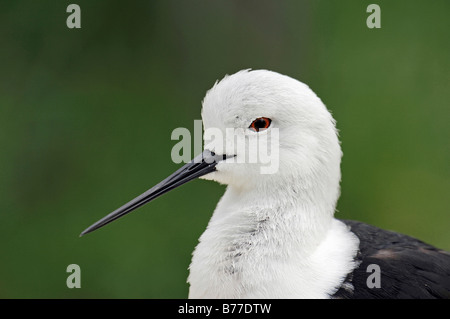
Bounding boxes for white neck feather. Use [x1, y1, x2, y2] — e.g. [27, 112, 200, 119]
[187, 184, 360, 298]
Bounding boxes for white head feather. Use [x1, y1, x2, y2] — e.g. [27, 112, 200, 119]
[201, 69, 342, 217]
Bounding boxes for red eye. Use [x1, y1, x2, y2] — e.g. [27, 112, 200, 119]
[249, 117, 272, 132]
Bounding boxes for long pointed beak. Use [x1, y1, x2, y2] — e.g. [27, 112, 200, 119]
[80, 150, 226, 237]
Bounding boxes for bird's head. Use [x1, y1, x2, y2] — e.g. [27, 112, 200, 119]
[80, 69, 342, 236]
[200, 70, 342, 203]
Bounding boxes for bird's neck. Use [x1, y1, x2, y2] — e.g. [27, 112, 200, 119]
[212, 183, 335, 253]
[188, 182, 359, 298]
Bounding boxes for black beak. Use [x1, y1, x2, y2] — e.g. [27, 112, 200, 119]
[80, 150, 226, 236]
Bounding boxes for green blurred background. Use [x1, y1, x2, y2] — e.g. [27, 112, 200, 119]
[0, 0, 449, 298]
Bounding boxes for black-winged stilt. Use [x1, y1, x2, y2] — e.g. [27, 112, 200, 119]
[81, 70, 450, 298]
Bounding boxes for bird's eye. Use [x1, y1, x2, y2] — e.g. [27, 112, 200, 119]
[249, 117, 272, 132]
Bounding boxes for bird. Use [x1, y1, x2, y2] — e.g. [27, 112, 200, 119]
[81, 69, 450, 299]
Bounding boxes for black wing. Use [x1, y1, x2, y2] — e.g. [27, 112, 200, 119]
[333, 220, 450, 299]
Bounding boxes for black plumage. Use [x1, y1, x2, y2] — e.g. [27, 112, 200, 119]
[333, 220, 450, 299]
